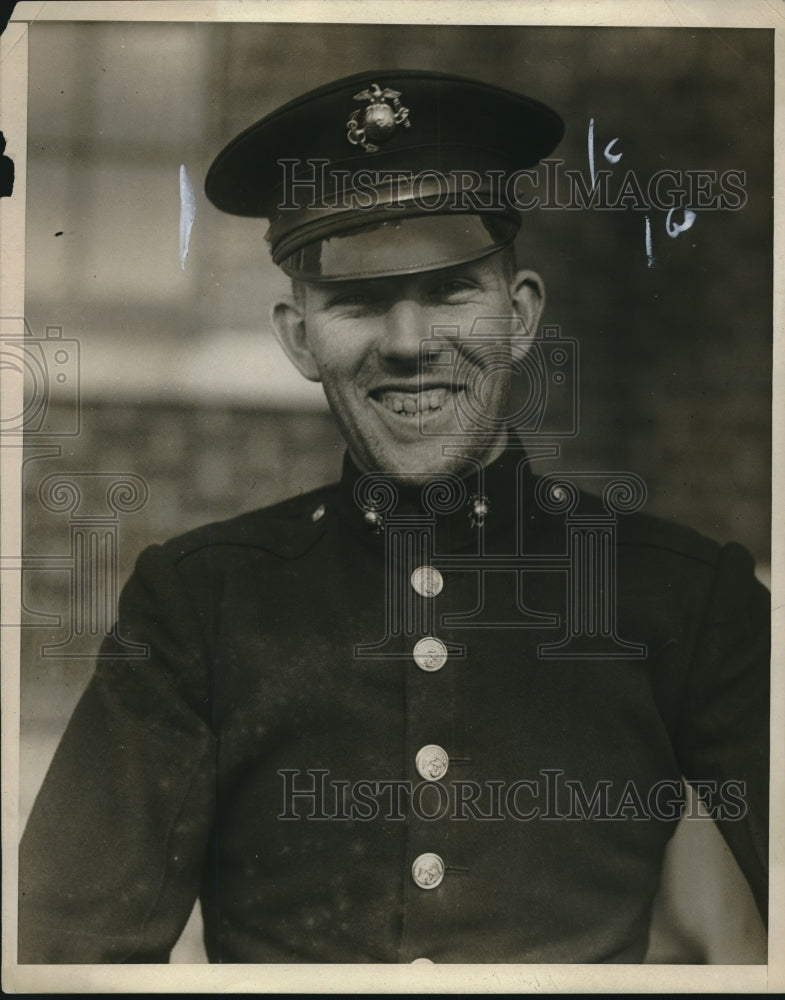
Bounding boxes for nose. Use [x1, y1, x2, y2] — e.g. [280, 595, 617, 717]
[378, 298, 429, 365]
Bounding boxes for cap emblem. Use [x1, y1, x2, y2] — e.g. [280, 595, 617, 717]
[347, 83, 411, 153]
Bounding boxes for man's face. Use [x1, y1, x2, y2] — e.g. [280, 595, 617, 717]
[273, 252, 543, 482]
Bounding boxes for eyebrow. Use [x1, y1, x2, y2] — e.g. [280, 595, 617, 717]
[316, 281, 384, 303]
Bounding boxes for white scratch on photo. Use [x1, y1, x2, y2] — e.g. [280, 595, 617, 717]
[179, 164, 196, 270]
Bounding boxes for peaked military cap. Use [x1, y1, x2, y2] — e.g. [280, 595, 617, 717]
[205, 69, 564, 281]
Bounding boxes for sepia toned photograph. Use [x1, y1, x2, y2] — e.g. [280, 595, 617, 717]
[1, 1, 781, 992]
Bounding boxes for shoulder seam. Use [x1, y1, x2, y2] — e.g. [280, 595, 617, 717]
[160, 483, 339, 561]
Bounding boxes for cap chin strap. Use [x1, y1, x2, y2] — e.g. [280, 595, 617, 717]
[275, 210, 520, 283]
[267, 168, 521, 274]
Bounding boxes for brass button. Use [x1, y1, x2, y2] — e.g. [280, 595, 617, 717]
[415, 744, 449, 781]
[413, 636, 447, 672]
[411, 852, 445, 890]
[411, 565, 443, 598]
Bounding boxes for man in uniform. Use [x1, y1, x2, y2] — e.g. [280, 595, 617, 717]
[19, 70, 769, 963]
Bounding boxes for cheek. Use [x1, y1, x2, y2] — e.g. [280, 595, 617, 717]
[317, 357, 360, 393]
[312, 352, 366, 413]
[307, 319, 369, 381]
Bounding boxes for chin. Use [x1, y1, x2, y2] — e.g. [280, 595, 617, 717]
[370, 440, 503, 485]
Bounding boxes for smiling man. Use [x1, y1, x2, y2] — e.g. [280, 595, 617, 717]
[19, 70, 769, 964]
[271, 257, 544, 483]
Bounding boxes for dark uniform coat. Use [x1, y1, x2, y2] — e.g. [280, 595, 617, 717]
[19, 447, 769, 963]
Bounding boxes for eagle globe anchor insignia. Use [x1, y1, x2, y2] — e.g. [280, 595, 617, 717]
[346, 83, 411, 152]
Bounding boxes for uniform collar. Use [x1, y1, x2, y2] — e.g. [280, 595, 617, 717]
[335, 439, 538, 553]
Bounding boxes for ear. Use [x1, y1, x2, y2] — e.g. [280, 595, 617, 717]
[509, 269, 545, 355]
[270, 296, 321, 382]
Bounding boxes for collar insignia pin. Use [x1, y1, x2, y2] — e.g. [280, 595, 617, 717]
[469, 493, 490, 528]
[363, 507, 385, 533]
[347, 83, 411, 153]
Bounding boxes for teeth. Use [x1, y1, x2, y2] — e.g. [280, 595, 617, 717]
[376, 388, 451, 415]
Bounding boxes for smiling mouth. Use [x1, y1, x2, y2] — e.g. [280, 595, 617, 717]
[371, 386, 461, 416]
